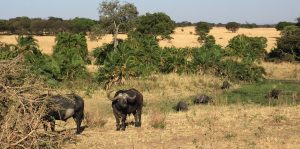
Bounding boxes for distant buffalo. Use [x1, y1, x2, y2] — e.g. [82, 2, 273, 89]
[194, 94, 212, 104]
[40, 94, 84, 134]
[221, 81, 231, 90]
[175, 101, 188, 111]
[108, 88, 143, 131]
[265, 89, 282, 100]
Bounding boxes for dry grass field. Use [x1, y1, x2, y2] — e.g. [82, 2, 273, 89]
[0, 27, 280, 55]
[64, 105, 300, 148]
[2, 27, 300, 148]
[52, 73, 300, 149]
[262, 62, 300, 81]
[161, 27, 280, 52]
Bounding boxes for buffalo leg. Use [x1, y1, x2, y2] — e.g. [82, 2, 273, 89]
[50, 121, 55, 131]
[43, 121, 48, 131]
[113, 111, 121, 131]
[135, 108, 142, 127]
[73, 112, 84, 134]
[134, 111, 141, 127]
[121, 114, 127, 131]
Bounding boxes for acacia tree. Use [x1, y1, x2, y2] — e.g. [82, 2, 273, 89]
[226, 22, 240, 33]
[297, 17, 300, 27]
[275, 21, 295, 31]
[90, 0, 138, 50]
[195, 21, 213, 43]
[135, 12, 176, 40]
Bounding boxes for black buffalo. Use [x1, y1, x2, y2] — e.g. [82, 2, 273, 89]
[194, 94, 212, 104]
[40, 94, 84, 134]
[108, 88, 143, 131]
[265, 89, 281, 100]
[221, 81, 231, 90]
[175, 101, 188, 111]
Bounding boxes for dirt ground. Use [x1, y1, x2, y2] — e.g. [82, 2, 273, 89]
[59, 105, 300, 149]
[0, 27, 280, 55]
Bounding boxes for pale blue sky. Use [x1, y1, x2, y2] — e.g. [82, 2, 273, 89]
[1, 0, 299, 24]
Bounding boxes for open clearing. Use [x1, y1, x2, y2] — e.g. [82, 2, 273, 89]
[62, 104, 300, 148]
[0, 27, 280, 55]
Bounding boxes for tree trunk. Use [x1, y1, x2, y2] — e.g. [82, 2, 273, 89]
[113, 21, 120, 51]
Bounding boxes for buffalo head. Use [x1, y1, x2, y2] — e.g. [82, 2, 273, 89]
[108, 92, 136, 108]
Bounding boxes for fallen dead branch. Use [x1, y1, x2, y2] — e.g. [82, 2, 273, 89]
[0, 56, 73, 148]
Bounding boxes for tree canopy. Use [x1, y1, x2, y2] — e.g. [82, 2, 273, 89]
[226, 22, 240, 33]
[135, 12, 176, 40]
[275, 21, 295, 31]
[90, 0, 138, 49]
[195, 21, 213, 43]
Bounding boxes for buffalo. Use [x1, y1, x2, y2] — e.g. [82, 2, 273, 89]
[40, 94, 84, 134]
[108, 88, 143, 131]
[175, 101, 188, 111]
[194, 94, 212, 104]
[221, 81, 231, 90]
[265, 89, 281, 100]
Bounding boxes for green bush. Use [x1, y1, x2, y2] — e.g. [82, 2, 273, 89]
[191, 44, 224, 72]
[226, 22, 240, 33]
[53, 32, 90, 64]
[267, 26, 300, 62]
[0, 43, 19, 60]
[94, 33, 267, 87]
[53, 47, 87, 80]
[96, 33, 161, 88]
[195, 21, 212, 35]
[218, 60, 265, 82]
[195, 21, 212, 42]
[190, 35, 266, 82]
[159, 47, 190, 74]
[227, 34, 267, 64]
[92, 43, 114, 65]
[275, 21, 295, 31]
[50, 32, 89, 80]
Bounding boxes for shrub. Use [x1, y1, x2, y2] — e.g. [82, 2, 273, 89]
[204, 35, 216, 45]
[195, 21, 213, 43]
[195, 21, 213, 35]
[218, 60, 265, 82]
[226, 22, 240, 33]
[52, 33, 89, 80]
[241, 23, 258, 28]
[191, 44, 224, 72]
[267, 26, 300, 61]
[53, 32, 90, 64]
[275, 21, 295, 31]
[227, 34, 267, 64]
[92, 43, 114, 65]
[159, 47, 190, 74]
[96, 33, 161, 88]
[0, 43, 19, 60]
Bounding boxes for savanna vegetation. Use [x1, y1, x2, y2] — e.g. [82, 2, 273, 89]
[0, 0, 299, 148]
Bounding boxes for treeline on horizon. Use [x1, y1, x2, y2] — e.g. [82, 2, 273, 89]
[0, 16, 276, 36]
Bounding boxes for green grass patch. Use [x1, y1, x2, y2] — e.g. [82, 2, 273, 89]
[221, 80, 300, 105]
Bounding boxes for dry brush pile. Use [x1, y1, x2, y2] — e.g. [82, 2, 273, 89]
[0, 56, 73, 148]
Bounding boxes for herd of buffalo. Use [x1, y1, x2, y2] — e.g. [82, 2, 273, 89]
[39, 80, 282, 134]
